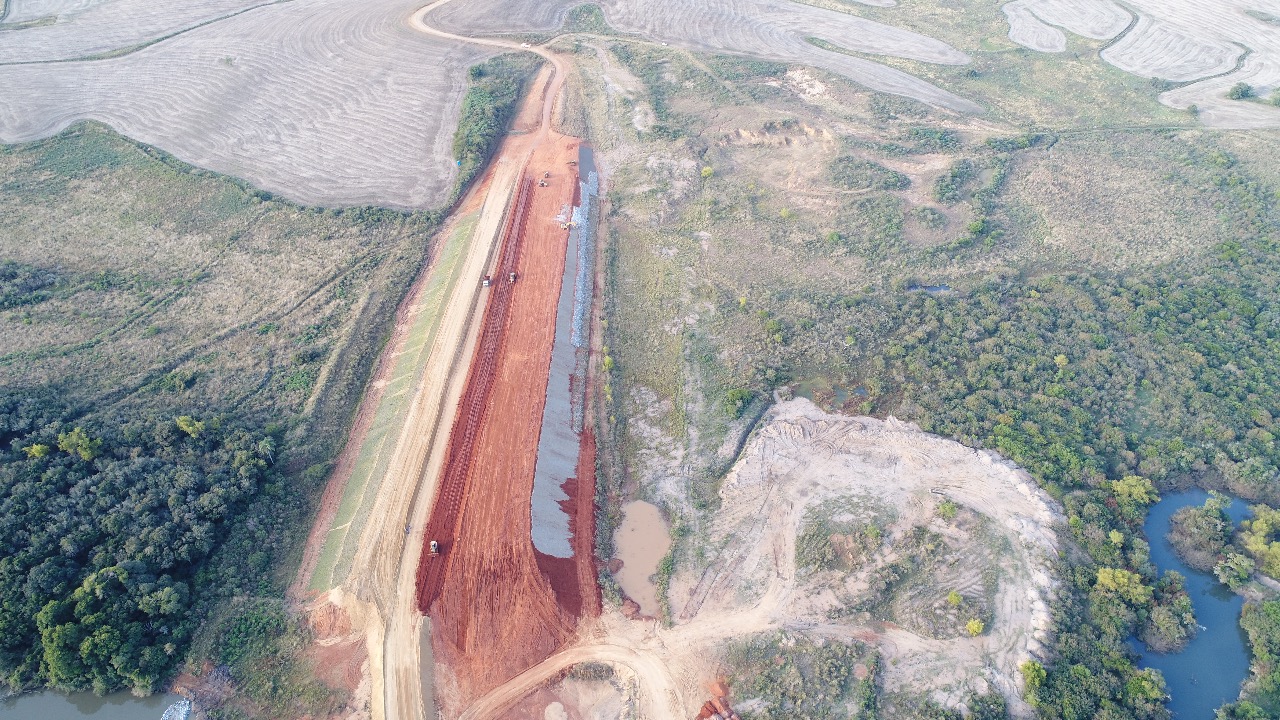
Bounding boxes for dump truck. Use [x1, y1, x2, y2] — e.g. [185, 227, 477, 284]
[429, 540, 439, 555]
[482, 275, 491, 288]
[508, 272, 518, 283]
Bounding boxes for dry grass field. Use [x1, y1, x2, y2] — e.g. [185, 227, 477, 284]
[0, 120, 435, 510]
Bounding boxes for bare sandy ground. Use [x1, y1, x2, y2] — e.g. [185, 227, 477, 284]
[321, 9, 572, 720]
[1002, 0, 1280, 128]
[425, 0, 982, 113]
[0, 0, 267, 62]
[460, 399, 1063, 719]
[0, 0, 488, 208]
[336, 143, 527, 720]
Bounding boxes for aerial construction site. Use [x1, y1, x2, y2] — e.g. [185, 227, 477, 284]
[287, 19, 1066, 720]
[291, 37, 612, 719]
[415, 132, 602, 711]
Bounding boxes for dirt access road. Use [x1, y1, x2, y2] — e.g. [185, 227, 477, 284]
[318, 8, 574, 720]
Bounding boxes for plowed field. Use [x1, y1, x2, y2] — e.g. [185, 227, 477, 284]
[415, 132, 599, 713]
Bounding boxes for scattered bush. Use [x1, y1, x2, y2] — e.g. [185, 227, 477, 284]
[1228, 82, 1254, 100]
[828, 156, 910, 191]
[932, 159, 976, 204]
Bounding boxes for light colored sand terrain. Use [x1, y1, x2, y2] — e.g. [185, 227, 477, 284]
[1003, 1, 1067, 53]
[0, 0, 268, 62]
[2, 0, 93, 24]
[460, 400, 1062, 719]
[0, 0, 487, 208]
[1101, 15, 1242, 83]
[0, 0, 987, 207]
[1021, 0, 1129, 39]
[1002, 0, 1280, 127]
[426, 0, 982, 112]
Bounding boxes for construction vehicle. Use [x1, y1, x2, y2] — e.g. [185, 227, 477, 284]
[429, 540, 439, 555]
[543, 171, 551, 178]
[508, 271, 518, 283]
[538, 179, 548, 187]
[482, 275, 491, 287]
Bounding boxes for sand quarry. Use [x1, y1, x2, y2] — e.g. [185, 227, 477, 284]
[15, 0, 1259, 717]
[453, 400, 1063, 719]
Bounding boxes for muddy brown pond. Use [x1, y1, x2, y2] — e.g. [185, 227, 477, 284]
[613, 500, 671, 616]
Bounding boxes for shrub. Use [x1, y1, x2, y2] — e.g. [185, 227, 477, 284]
[1228, 82, 1254, 100]
[829, 156, 910, 191]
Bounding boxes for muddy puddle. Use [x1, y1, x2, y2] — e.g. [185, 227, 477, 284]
[612, 500, 671, 616]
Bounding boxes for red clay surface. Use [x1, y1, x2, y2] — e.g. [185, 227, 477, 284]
[415, 132, 599, 713]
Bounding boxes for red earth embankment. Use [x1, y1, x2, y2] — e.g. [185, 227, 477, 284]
[414, 133, 598, 713]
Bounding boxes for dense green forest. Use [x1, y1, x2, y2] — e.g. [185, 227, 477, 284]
[713, 138, 1280, 716]
[0, 393, 274, 693]
[0, 123, 439, 712]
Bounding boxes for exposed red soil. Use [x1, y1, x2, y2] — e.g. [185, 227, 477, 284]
[300, 601, 367, 716]
[414, 132, 598, 713]
[511, 65, 553, 134]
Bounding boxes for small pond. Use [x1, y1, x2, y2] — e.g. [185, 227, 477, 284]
[612, 500, 671, 616]
[1134, 488, 1251, 717]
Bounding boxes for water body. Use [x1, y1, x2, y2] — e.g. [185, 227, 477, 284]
[1134, 488, 1251, 718]
[0, 691, 185, 720]
[792, 378, 866, 410]
[613, 500, 671, 616]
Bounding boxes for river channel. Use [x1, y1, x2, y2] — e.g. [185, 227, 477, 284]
[0, 690, 185, 719]
[1135, 488, 1251, 717]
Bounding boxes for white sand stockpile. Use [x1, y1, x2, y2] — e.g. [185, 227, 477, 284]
[678, 400, 1062, 712]
[1001, 0, 1280, 128]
